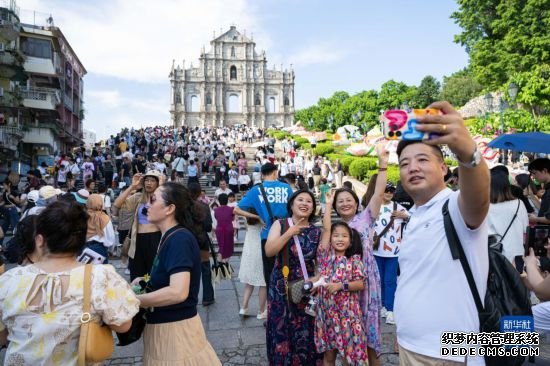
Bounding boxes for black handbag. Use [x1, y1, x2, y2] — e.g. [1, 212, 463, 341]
[116, 308, 146, 346]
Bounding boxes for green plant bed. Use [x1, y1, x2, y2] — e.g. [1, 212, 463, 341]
[366, 166, 400, 184]
[349, 158, 378, 180]
[314, 142, 335, 156]
[294, 137, 309, 147]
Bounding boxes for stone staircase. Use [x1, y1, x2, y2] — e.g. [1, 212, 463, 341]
[179, 146, 258, 257]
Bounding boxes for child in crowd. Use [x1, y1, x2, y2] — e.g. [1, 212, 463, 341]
[319, 178, 331, 214]
[214, 194, 234, 263]
[199, 189, 211, 206]
[228, 166, 239, 193]
[315, 221, 368, 365]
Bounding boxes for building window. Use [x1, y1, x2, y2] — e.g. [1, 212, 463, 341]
[255, 94, 261, 106]
[206, 93, 212, 105]
[284, 95, 289, 106]
[190, 95, 199, 112]
[230, 66, 237, 80]
[228, 94, 240, 113]
[268, 97, 276, 113]
[20, 37, 52, 59]
[231, 46, 235, 57]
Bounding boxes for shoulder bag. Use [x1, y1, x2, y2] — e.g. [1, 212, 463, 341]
[280, 218, 313, 304]
[259, 183, 281, 224]
[373, 201, 397, 251]
[78, 264, 114, 366]
[488, 199, 520, 252]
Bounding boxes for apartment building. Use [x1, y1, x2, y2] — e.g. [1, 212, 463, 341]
[0, 0, 86, 176]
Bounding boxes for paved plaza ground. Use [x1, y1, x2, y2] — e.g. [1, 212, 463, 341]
[103, 256, 550, 366]
[104, 256, 400, 366]
[1, 253, 550, 365]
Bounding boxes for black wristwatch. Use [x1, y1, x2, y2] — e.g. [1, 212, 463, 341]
[343, 282, 349, 292]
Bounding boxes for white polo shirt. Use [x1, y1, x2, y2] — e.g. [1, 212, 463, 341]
[395, 188, 488, 365]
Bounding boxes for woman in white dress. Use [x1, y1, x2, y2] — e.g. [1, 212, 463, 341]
[238, 208, 267, 319]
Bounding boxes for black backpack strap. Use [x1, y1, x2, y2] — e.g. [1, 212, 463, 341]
[500, 199, 520, 243]
[259, 183, 275, 222]
[442, 199, 484, 314]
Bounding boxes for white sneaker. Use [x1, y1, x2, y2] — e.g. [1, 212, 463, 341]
[386, 311, 395, 325]
[256, 310, 267, 320]
[239, 308, 249, 316]
[380, 307, 388, 318]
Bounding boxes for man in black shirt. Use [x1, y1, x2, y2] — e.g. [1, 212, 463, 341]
[528, 158, 550, 224]
[133, 153, 147, 174]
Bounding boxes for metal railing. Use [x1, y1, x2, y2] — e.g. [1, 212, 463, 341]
[0, 125, 23, 150]
[0, 0, 20, 17]
[21, 87, 60, 104]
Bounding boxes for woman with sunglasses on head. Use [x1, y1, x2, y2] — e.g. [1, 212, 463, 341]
[133, 182, 220, 366]
[114, 171, 163, 281]
[324, 143, 389, 366]
[369, 178, 408, 325]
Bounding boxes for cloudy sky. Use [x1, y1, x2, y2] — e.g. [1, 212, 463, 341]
[18, 0, 469, 140]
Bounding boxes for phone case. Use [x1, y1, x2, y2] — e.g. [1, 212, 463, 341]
[381, 108, 440, 140]
[77, 247, 106, 265]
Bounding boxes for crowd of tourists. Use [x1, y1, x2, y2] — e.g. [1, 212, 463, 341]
[0, 102, 549, 365]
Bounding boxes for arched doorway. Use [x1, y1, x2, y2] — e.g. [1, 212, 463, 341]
[228, 94, 240, 112]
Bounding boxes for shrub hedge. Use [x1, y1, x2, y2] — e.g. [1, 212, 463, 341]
[314, 142, 335, 156]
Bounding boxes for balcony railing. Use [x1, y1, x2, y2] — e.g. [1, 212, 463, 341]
[21, 87, 60, 110]
[0, 125, 23, 151]
[0, 0, 20, 17]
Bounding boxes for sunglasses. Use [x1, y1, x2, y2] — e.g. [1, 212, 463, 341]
[385, 187, 396, 193]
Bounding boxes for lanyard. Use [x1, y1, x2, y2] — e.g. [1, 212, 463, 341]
[287, 218, 309, 281]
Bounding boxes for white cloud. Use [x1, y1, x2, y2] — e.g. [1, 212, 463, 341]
[85, 88, 170, 138]
[87, 90, 122, 108]
[19, 0, 266, 83]
[288, 42, 347, 67]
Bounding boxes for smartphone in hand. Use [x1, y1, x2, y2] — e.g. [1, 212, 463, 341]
[77, 247, 106, 265]
[381, 108, 440, 141]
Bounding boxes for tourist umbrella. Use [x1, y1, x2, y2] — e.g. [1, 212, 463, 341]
[488, 132, 550, 154]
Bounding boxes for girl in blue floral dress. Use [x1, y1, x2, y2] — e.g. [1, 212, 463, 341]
[264, 190, 323, 366]
[315, 221, 368, 365]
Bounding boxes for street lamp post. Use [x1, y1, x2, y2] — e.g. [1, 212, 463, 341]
[498, 98, 508, 165]
[508, 82, 518, 104]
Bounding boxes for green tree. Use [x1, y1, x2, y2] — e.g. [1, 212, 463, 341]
[440, 68, 483, 107]
[452, 0, 550, 89]
[509, 64, 550, 130]
[377, 80, 417, 110]
[412, 75, 441, 108]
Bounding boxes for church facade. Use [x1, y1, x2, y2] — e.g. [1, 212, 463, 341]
[169, 26, 295, 128]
